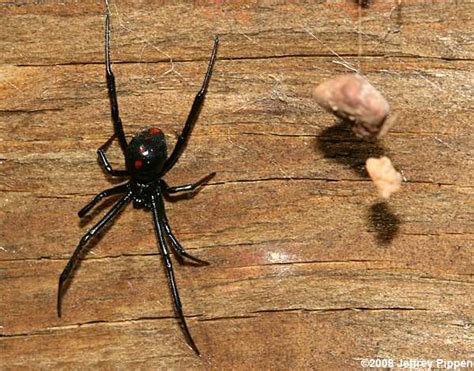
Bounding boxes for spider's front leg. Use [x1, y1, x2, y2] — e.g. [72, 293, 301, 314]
[58, 192, 132, 317]
[78, 182, 129, 218]
[150, 194, 201, 355]
[159, 174, 214, 265]
[161, 212, 209, 266]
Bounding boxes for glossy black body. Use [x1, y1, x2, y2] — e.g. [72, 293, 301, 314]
[57, 5, 219, 356]
[125, 128, 168, 183]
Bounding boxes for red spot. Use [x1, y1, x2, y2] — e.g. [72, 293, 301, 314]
[144, 136, 152, 141]
[134, 160, 143, 169]
[148, 128, 162, 135]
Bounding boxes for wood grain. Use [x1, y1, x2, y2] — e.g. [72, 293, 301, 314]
[1, 1, 473, 369]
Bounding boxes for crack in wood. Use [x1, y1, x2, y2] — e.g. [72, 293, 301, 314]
[250, 306, 429, 315]
[9, 53, 474, 69]
[0, 306, 431, 339]
[0, 314, 203, 339]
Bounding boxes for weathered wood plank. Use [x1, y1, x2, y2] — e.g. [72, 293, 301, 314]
[2, 256, 471, 332]
[1, 310, 471, 370]
[1, 0, 472, 368]
[1, 181, 473, 272]
[1, 2, 472, 65]
[1, 255, 472, 368]
[0, 57, 472, 191]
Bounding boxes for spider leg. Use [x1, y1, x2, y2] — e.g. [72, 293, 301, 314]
[150, 194, 201, 355]
[97, 134, 129, 177]
[58, 192, 132, 318]
[164, 223, 210, 266]
[161, 210, 209, 266]
[105, 5, 128, 153]
[160, 36, 219, 176]
[161, 172, 216, 194]
[159, 174, 214, 265]
[78, 182, 129, 218]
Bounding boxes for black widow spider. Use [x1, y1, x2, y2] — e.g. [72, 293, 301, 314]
[57, 7, 219, 355]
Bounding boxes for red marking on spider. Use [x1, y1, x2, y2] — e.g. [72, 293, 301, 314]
[148, 128, 162, 135]
[134, 160, 143, 169]
[144, 136, 152, 141]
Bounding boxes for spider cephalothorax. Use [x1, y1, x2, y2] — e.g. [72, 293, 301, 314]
[57, 4, 219, 356]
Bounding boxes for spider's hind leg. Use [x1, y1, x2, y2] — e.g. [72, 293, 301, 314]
[159, 36, 219, 176]
[104, 5, 128, 153]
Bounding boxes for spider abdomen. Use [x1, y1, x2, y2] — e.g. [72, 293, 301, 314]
[125, 128, 168, 182]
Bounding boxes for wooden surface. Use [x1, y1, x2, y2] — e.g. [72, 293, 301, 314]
[1, 1, 473, 369]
